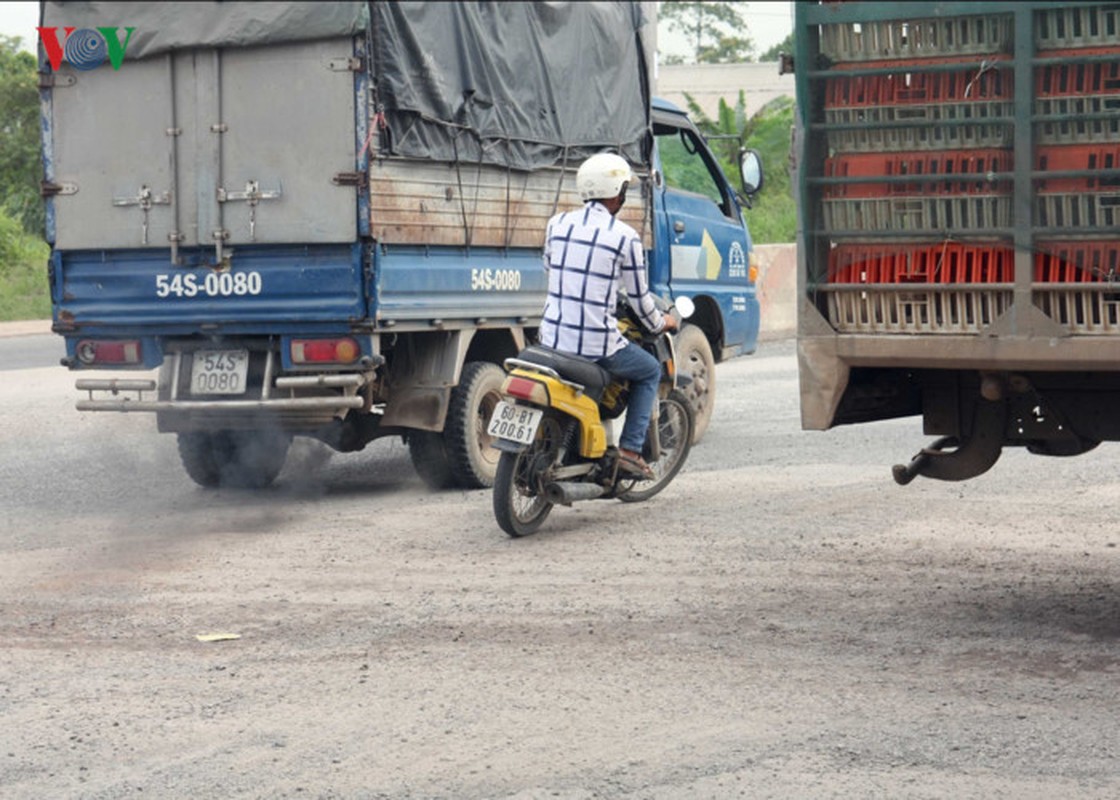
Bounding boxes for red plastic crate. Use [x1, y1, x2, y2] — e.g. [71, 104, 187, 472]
[1034, 241, 1120, 282]
[825, 63, 1012, 109]
[829, 242, 1015, 284]
[1034, 47, 1120, 145]
[832, 54, 1013, 71]
[824, 149, 1013, 198]
[1036, 144, 1120, 192]
[1036, 55, 1120, 98]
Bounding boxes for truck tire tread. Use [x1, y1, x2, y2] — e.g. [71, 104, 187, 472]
[444, 361, 505, 489]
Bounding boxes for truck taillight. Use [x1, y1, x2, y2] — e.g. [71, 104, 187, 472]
[290, 337, 360, 365]
[76, 339, 142, 366]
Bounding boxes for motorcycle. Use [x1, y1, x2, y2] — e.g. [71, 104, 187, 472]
[488, 297, 696, 537]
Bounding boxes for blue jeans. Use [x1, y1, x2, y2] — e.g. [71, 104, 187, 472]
[597, 342, 661, 453]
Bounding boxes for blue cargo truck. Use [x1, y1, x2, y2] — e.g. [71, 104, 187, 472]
[42, 1, 763, 489]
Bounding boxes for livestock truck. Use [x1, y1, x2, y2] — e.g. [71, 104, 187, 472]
[41, 1, 764, 489]
[793, 1, 1120, 483]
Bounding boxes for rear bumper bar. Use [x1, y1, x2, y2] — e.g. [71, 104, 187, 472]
[75, 376, 365, 414]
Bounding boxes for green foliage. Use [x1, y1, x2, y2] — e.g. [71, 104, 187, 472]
[0, 206, 51, 321]
[657, 130, 725, 201]
[660, 1, 755, 63]
[0, 35, 50, 319]
[0, 35, 45, 237]
[760, 33, 794, 62]
[680, 91, 797, 244]
[742, 96, 796, 244]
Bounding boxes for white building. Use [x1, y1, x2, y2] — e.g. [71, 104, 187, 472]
[655, 62, 795, 119]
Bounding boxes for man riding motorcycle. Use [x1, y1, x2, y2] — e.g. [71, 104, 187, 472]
[538, 152, 679, 479]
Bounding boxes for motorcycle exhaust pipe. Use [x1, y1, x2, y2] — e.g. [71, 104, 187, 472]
[544, 481, 607, 506]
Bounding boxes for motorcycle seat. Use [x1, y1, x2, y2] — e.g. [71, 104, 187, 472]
[515, 345, 612, 402]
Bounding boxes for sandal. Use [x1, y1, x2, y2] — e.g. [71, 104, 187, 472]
[617, 450, 655, 480]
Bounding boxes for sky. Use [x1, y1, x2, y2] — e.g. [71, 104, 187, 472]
[0, 1, 794, 60]
[0, 1, 37, 52]
[659, 1, 795, 59]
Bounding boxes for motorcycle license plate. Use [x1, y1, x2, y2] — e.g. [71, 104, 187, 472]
[190, 349, 249, 395]
[487, 401, 542, 445]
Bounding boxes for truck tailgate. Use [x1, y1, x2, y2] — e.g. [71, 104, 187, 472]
[45, 36, 364, 328]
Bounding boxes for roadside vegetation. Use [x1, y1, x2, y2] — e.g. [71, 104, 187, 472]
[0, 209, 50, 321]
[0, 35, 50, 321]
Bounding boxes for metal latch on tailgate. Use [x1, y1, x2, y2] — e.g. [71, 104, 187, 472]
[39, 73, 76, 88]
[328, 57, 363, 72]
[112, 185, 172, 245]
[332, 171, 368, 190]
[41, 181, 78, 197]
[216, 180, 282, 243]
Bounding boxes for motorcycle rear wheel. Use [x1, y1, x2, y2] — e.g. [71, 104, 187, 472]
[492, 414, 563, 537]
[618, 390, 694, 503]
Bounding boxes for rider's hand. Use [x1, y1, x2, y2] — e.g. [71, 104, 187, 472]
[661, 315, 679, 333]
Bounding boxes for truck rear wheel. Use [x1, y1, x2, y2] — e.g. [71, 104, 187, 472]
[408, 431, 454, 490]
[444, 361, 505, 488]
[408, 361, 506, 490]
[177, 430, 291, 489]
[675, 324, 716, 443]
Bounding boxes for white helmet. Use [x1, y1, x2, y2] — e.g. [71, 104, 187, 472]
[576, 152, 633, 202]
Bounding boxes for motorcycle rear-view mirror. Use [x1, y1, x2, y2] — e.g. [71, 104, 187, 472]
[675, 296, 695, 320]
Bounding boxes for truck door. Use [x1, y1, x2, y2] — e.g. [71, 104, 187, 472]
[49, 54, 179, 250]
[651, 114, 759, 355]
[45, 37, 363, 326]
[49, 38, 357, 252]
[217, 39, 357, 247]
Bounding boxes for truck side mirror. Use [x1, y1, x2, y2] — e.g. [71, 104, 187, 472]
[740, 149, 764, 196]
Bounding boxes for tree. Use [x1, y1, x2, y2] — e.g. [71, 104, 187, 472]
[760, 32, 794, 62]
[660, 1, 755, 64]
[0, 35, 45, 237]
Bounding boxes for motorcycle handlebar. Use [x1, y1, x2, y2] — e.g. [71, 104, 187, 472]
[620, 295, 694, 335]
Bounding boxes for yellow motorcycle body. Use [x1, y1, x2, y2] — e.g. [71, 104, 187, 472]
[487, 303, 696, 537]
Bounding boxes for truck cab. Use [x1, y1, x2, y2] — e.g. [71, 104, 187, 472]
[650, 97, 762, 361]
[649, 97, 764, 439]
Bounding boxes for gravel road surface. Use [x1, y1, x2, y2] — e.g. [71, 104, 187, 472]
[2, 338, 1119, 798]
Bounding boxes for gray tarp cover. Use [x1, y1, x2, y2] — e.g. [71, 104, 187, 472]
[42, 1, 650, 171]
[372, 1, 651, 170]
[41, 2, 368, 59]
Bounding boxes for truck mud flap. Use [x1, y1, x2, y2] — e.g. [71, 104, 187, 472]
[892, 398, 1006, 485]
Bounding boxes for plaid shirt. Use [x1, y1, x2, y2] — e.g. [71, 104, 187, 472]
[538, 202, 665, 358]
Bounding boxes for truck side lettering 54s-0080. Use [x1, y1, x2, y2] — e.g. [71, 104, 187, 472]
[793, 0, 1120, 484]
[43, 1, 763, 490]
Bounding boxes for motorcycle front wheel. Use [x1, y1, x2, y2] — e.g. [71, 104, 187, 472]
[492, 414, 564, 537]
[618, 389, 694, 503]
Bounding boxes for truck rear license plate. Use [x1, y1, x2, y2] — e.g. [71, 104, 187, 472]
[190, 349, 250, 395]
[487, 401, 542, 445]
